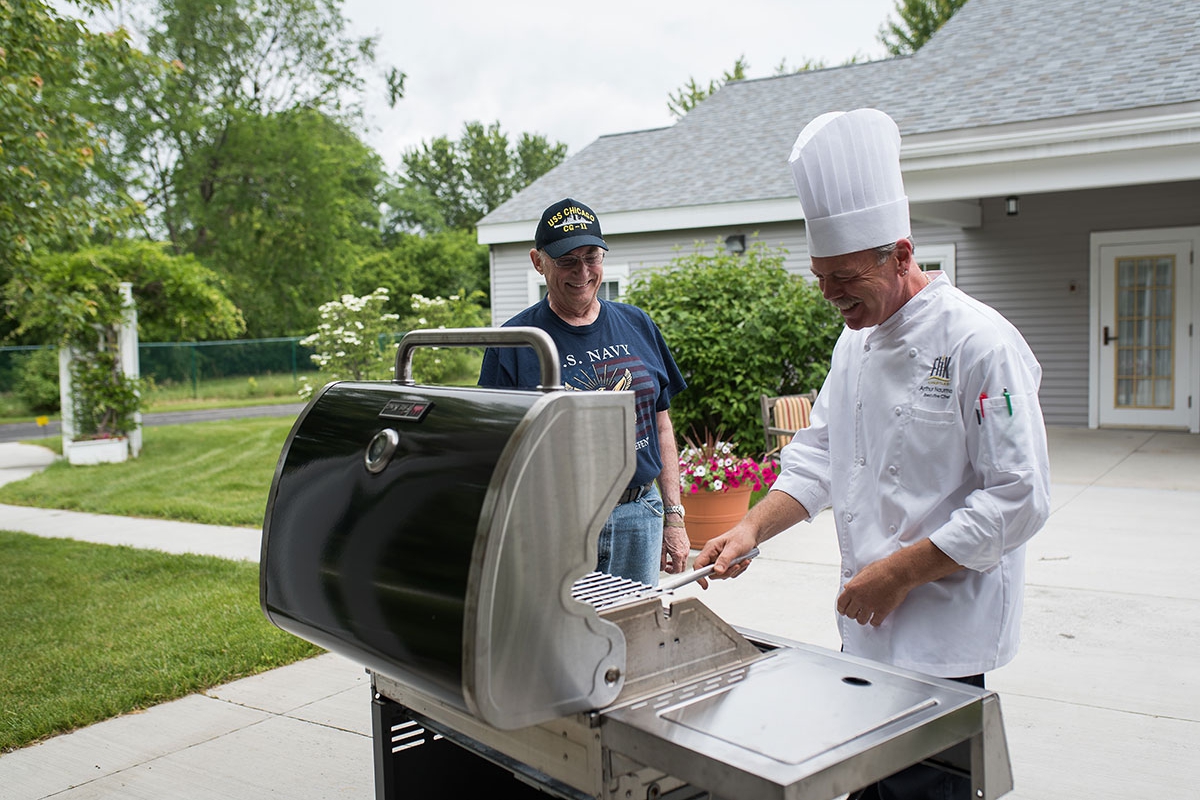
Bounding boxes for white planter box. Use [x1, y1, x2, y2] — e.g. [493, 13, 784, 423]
[68, 437, 129, 466]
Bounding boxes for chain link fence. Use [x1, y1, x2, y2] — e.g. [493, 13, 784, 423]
[1, 337, 322, 407]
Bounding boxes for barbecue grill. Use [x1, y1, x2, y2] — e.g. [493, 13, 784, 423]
[260, 327, 1014, 800]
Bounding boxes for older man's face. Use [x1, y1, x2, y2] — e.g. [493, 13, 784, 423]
[810, 248, 908, 330]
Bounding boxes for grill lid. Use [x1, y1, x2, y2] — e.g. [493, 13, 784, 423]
[261, 328, 638, 729]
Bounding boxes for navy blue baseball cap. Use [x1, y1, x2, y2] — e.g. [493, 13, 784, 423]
[534, 198, 609, 258]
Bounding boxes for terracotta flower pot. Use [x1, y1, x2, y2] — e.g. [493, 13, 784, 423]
[680, 484, 753, 549]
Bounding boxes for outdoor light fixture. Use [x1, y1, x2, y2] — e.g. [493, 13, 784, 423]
[725, 234, 746, 253]
[1005, 196, 1020, 216]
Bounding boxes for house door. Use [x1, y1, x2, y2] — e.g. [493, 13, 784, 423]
[1097, 238, 1193, 429]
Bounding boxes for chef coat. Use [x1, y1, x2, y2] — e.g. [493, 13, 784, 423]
[773, 272, 1051, 677]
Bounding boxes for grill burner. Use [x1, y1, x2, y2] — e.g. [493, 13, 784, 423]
[261, 328, 1014, 799]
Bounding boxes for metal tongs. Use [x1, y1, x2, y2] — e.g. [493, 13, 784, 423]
[658, 547, 761, 592]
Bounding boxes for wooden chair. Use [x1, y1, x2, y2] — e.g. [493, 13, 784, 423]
[761, 391, 816, 456]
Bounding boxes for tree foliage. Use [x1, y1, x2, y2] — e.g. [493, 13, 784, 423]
[4, 241, 244, 346]
[4, 241, 244, 438]
[181, 107, 386, 337]
[73, 0, 392, 336]
[667, 56, 749, 119]
[352, 229, 488, 317]
[624, 239, 843, 452]
[878, 0, 969, 56]
[387, 121, 567, 233]
[0, 0, 145, 318]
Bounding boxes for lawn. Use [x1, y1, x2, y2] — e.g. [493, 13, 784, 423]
[0, 415, 321, 752]
[0, 532, 321, 752]
[0, 417, 293, 526]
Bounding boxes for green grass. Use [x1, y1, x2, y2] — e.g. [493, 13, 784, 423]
[143, 373, 306, 411]
[0, 531, 321, 752]
[0, 417, 293, 526]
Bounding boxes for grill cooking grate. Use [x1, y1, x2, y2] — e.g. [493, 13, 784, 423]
[571, 572, 669, 611]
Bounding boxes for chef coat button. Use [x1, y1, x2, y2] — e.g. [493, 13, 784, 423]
[844, 512, 853, 523]
[908, 348, 918, 358]
[843, 569, 853, 578]
[888, 465, 898, 475]
[894, 406, 903, 415]
[889, 525, 897, 533]
[857, 457, 866, 466]
[856, 401, 862, 410]
[864, 343, 871, 352]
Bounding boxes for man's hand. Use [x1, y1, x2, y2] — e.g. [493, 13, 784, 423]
[835, 558, 913, 627]
[661, 524, 690, 574]
[691, 525, 759, 588]
[836, 540, 963, 626]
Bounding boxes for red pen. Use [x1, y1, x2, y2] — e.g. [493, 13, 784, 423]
[978, 392, 988, 419]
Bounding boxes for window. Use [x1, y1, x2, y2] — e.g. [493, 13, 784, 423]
[915, 243, 956, 284]
[529, 262, 630, 303]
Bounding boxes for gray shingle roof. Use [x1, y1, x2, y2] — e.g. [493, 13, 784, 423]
[481, 0, 1200, 227]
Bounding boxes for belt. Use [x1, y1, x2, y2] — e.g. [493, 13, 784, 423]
[618, 482, 653, 504]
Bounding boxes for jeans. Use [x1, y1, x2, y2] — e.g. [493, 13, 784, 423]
[596, 484, 663, 586]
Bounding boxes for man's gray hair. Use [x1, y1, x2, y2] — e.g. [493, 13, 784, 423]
[873, 237, 913, 265]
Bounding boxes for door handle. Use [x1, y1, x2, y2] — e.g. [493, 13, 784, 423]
[1103, 326, 1118, 345]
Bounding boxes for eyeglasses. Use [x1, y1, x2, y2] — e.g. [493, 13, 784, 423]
[550, 251, 605, 269]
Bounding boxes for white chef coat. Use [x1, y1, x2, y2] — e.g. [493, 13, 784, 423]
[773, 273, 1051, 676]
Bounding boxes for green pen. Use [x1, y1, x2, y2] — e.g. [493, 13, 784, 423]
[1003, 388, 1013, 415]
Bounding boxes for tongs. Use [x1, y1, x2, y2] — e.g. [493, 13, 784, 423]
[658, 547, 761, 591]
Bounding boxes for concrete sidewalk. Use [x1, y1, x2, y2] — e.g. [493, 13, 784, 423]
[0, 427, 1198, 799]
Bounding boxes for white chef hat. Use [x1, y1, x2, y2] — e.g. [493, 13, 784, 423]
[788, 108, 910, 258]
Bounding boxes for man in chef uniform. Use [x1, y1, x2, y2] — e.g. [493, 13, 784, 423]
[693, 108, 1051, 800]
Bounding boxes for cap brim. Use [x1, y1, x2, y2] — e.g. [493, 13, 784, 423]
[543, 235, 608, 259]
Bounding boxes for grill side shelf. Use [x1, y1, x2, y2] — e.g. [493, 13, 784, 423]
[600, 646, 999, 800]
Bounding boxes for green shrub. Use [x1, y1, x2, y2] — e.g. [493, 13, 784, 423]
[404, 291, 491, 384]
[624, 239, 842, 452]
[12, 348, 61, 413]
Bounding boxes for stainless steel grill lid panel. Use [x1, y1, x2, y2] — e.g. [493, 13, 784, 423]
[463, 389, 635, 728]
[261, 356, 637, 729]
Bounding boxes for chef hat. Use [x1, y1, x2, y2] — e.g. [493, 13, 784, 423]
[788, 108, 910, 258]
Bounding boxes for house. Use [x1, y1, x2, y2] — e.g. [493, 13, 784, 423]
[476, 0, 1200, 432]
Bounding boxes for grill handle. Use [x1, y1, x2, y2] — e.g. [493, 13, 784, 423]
[394, 326, 562, 388]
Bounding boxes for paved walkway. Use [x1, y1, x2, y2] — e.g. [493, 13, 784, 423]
[0, 427, 1197, 799]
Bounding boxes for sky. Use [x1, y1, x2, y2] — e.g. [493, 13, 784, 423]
[340, 0, 899, 172]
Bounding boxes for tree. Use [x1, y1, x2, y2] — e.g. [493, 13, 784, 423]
[3, 241, 244, 440]
[73, 0, 396, 336]
[387, 121, 568, 234]
[0, 0, 146, 341]
[623, 239, 843, 450]
[182, 107, 386, 337]
[84, 0, 393, 236]
[878, 0, 970, 56]
[352, 229, 489, 318]
[5, 241, 245, 345]
[667, 56, 749, 119]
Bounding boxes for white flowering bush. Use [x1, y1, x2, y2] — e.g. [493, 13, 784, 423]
[298, 288, 400, 399]
[406, 290, 490, 384]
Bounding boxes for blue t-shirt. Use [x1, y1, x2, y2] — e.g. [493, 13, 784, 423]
[478, 298, 687, 487]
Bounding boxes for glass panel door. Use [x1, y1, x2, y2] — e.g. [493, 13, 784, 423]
[1113, 255, 1174, 409]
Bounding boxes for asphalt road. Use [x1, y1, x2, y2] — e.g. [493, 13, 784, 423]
[0, 403, 307, 443]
